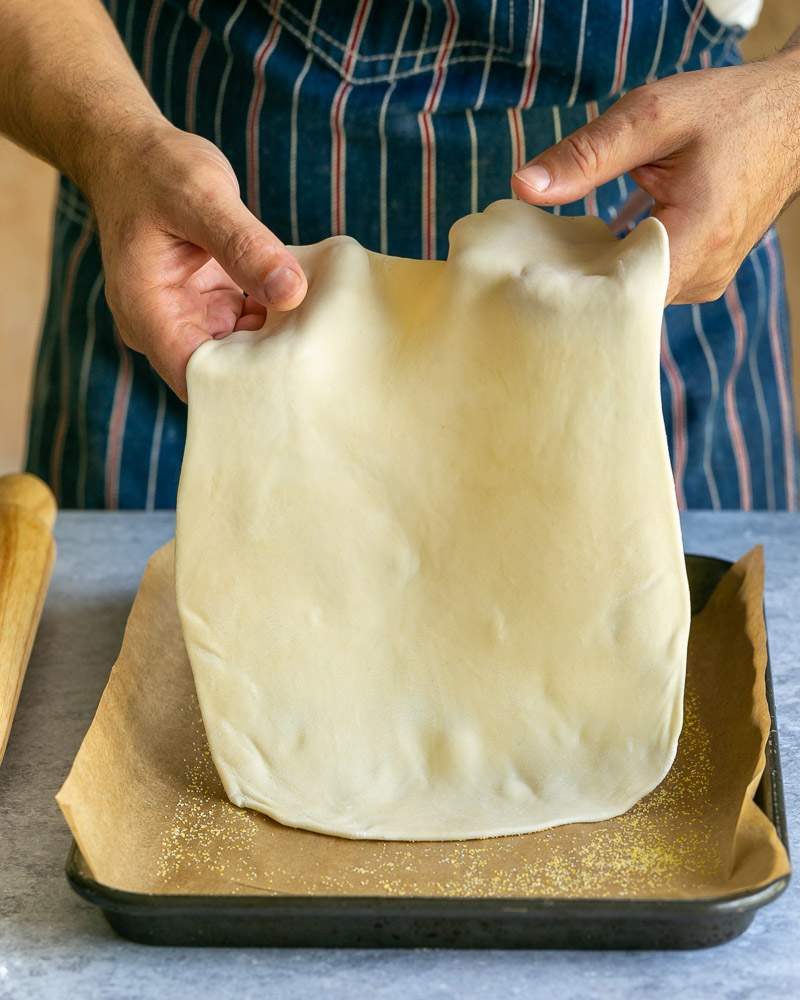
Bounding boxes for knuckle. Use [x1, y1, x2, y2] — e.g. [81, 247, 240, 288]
[221, 228, 261, 272]
[563, 130, 606, 180]
[221, 227, 280, 278]
[190, 163, 237, 207]
[186, 169, 218, 206]
[625, 84, 664, 125]
[147, 135, 238, 217]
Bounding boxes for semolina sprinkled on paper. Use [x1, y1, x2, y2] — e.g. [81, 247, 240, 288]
[155, 681, 723, 899]
[157, 716, 260, 892]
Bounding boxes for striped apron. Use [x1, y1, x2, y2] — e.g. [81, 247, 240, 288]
[27, 0, 799, 510]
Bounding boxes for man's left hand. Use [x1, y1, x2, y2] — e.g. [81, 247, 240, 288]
[512, 36, 800, 304]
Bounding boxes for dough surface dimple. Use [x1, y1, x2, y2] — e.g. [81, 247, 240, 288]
[176, 200, 690, 841]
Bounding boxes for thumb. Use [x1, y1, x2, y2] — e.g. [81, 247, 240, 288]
[182, 188, 308, 311]
[511, 90, 678, 206]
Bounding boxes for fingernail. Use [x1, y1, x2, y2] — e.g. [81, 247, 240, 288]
[264, 265, 302, 304]
[515, 164, 551, 192]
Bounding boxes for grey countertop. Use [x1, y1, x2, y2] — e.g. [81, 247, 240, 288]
[1, 511, 798, 999]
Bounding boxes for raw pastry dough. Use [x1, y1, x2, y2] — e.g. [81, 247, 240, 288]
[176, 200, 690, 841]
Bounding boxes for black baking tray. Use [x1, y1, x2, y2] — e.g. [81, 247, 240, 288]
[65, 555, 790, 949]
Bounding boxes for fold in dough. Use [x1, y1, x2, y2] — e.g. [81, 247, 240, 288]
[176, 200, 690, 841]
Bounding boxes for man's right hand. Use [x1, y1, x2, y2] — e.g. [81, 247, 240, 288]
[88, 124, 307, 400]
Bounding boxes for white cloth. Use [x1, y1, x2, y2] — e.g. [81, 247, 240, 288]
[705, 0, 762, 30]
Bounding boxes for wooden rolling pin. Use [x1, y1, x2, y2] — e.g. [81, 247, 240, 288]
[0, 473, 56, 763]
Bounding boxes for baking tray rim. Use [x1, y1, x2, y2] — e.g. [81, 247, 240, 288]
[63, 552, 791, 922]
[65, 838, 790, 919]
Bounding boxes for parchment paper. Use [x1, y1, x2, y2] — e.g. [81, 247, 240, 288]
[57, 544, 790, 899]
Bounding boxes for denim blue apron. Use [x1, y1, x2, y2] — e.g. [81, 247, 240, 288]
[27, 0, 799, 510]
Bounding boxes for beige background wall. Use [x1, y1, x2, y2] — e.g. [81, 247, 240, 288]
[0, 1, 798, 476]
[0, 141, 56, 474]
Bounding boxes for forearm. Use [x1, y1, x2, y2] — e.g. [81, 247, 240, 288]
[0, 0, 167, 197]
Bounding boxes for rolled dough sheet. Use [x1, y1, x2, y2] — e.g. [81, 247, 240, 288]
[176, 200, 690, 841]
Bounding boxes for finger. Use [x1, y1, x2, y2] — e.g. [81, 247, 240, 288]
[652, 203, 708, 305]
[240, 293, 267, 322]
[180, 188, 307, 311]
[232, 294, 267, 333]
[511, 87, 683, 206]
[141, 316, 209, 401]
[203, 288, 267, 336]
[233, 312, 267, 333]
[202, 287, 248, 337]
[121, 286, 211, 401]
